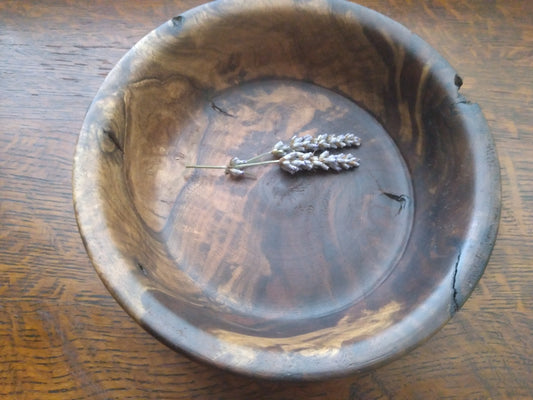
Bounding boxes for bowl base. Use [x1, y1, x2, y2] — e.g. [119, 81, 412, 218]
[143, 79, 416, 321]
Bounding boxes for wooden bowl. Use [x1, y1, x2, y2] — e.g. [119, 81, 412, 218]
[73, 0, 500, 380]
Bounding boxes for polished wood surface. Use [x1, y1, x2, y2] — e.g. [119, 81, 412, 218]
[73, 0, 499, 380]
[1, 0, 531, 397]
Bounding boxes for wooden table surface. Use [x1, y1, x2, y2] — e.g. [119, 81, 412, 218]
[1, 0, 531, 398]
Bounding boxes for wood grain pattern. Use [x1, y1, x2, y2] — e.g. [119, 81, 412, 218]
[73, 0, 499, 380]
[1, 0, 532, 397]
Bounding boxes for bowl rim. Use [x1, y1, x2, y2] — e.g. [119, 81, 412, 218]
[73, 0, 501, 380]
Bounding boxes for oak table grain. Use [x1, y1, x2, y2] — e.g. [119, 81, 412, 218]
[1, 0, 531, 398]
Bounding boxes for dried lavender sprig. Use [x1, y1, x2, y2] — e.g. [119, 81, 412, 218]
[244, 133, 362, 163]
[279, 151, 360, 174]
[186, 150, 360, 177]
[271, 133, 361, 158]
[237, 151, 360, 174]
[316, 133, 361, 150]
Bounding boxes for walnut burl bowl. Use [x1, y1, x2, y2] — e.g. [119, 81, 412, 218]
[73, 0, 500, 380]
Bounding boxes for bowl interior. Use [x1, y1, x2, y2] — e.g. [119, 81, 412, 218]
[74, 0, 500, 379]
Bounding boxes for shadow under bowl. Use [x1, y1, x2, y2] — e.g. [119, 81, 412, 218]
[73, 0, 500, 380]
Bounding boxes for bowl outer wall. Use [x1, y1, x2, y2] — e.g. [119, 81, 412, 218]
[72, 0, 501, 380]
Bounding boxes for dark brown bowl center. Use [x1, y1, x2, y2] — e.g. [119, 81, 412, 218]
[74, 0, 500, 380]
[158, 79, 413, 320]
